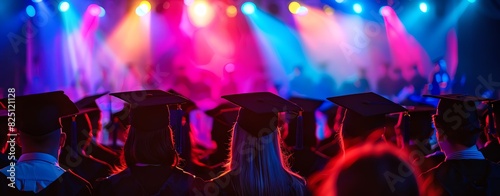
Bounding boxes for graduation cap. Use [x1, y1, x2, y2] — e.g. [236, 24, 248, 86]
[399, 105, 436, 141]
[110, 90, 189, 132]
[75, 92, 108, 110]
[289, 97, 324, 112]
[287, 97, 324, 148]
[167, 89, 197, 112]
[0, 91, 79, 136]
[222, 92, 303, 139]
[205, 103, 239, 127]
[423, 94, 485, 134]
[327, 92, 407, 139]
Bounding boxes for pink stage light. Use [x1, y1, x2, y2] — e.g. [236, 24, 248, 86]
[88, 4, 101, 16]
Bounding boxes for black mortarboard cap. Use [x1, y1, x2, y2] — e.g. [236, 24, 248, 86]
[424, 94, 486, 134]
[327, 92, 407, 139]
[1, 91, 79, 136]
[205, 103, 239, 127]
[75, 92, 108, 110]
[222, 92, 303, 137]
[289, 97, 324, 112]
[110, 90, 189, 131]
[399, 105, 436, 140]
[287, 97, 323, 148]
[167, 89, 197, 112]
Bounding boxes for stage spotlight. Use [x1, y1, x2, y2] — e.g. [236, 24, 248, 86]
[136, 1, 151, 16]
[59, 1, 70, 12]
[99, 6, 106, 17]
[335, 0, 344, 3]
[289, 1, 301, 14]
[32, 0, 42, 3]
[226, 5, 238, 17]
[188, 0, 215, 27]
[467, 0, 476, 3]
[241, 2, 256, 15]
[193, 1, 208, 16]
[26, 5, 36, 17]
[379, 6, 391, 16]
[419, 2, 428, 13]
[353, 3, 362, 14]
[88, 4, 101, 16]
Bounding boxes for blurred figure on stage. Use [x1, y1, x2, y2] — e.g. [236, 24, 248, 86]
[429, 59, 451, 95]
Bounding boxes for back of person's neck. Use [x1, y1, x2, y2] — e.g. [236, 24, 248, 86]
[439, 142, 469, 155]
[440, 143, 484, 160]
[20, 150, 59, 161]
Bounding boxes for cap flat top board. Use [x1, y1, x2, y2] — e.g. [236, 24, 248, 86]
[3, 91, 79, 136]
[110, 90, 189, 131]
[222, 92, 303, 114]
[167, 89, 197, 112]
[289, 97, 324, 112]
[327, 92, 407, 117]
[424, 94, 490, 102]
[75, 92, 108, 110]
[110, 90, 189, 107]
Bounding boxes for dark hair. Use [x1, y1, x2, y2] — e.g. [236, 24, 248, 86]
[311, 143, 423, 196]
[123, 126, 179, 167]
[433, 114, 481, 147]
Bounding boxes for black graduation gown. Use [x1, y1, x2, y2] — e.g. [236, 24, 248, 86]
[480, 141, 500, 163]
[199, 171, 305, 196]
[59, 151, 114, 185]
[420, 151, 445, 173]
[87, 140, 122, 169]
[290, 148, 329, 178]
[423, 159, 500, 195]
[0, 170, 92, 195]
[94, 165, 201, 196]
[0, 153, 11, 169]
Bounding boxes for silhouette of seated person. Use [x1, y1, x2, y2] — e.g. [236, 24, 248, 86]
[0, 91, 92, 195]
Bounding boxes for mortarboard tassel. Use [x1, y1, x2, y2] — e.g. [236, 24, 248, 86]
[171, 105, 184, 155]
[402, 111, 411, 149]
[295, 111, 304, 150]
[71, 116, 78, 158]
[487, 104, 496, 135]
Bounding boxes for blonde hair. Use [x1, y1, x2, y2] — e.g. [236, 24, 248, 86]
[224, 123, 305, 195]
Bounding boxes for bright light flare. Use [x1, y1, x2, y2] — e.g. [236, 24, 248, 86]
[135, 1, 151, 16]
[419, 2, 428, 13]
[241, 2, 256, 15]
[88, 4, 101, 16]
[379, 6, 391, 16]
[353, 3, 362, 14]
[59, 1, 70, 12]
[226, 5, 238, 17]
[289, 1, 301, 14]
[188, 0, 215, 27]
[26, 5, 36, 17]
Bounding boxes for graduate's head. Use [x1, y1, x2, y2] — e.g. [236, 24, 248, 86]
[429, 94, 483, 148]
[75, 92, 107, 135]
[111, 90, 188, 167]
[221, 92, 305, 195]
[2, 91, 79, 157]
[327, 92, 407, 151]
[313, 143, 422, 196]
